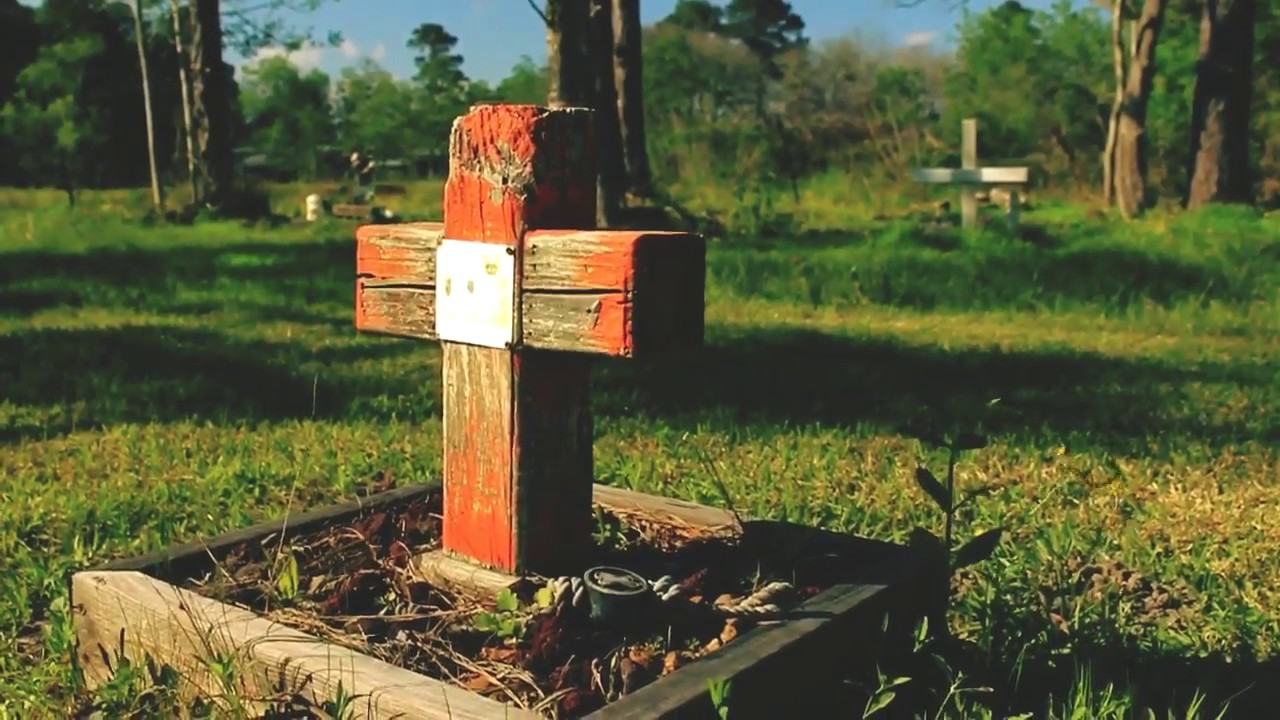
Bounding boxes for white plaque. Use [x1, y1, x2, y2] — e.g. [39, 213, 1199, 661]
[435, 239, 517, 348]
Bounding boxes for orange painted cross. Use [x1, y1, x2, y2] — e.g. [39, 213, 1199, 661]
[354, 104, 706, 576]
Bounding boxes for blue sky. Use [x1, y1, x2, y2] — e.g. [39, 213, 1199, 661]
[230, 0, 1094, 83]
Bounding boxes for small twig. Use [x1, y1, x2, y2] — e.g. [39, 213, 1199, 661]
[524, 0, 549, 26]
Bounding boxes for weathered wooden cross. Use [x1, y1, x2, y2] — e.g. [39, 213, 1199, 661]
[911, 117, 1030, 229]
[354, 104, 705, 577]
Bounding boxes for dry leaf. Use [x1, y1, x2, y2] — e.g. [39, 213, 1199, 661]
[463, 674, 494, 692]
[480, 646, 522, 664]
[662, 651, 684, 675]
[719, 618, 739, 645]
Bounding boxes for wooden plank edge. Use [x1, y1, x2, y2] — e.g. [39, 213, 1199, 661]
[413, 550, 519, 599]
[93, 482, 441, 577]
[591, 484, 740, 532]
[585, 546, 934, 720]
[71, 570, 533, 720]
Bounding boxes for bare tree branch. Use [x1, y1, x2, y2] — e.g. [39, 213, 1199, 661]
[525, 0, 550, 27]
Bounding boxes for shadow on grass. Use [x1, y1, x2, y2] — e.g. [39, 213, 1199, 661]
[2, 234, 1272, 454]
[713, 241, 1249, 312]
[600, 328, 1277, 453]
[0, 326, 350, 443]
[0, 235, 355, 302]
[921, 631, 1280, 719]
[0, 288, 85, 317]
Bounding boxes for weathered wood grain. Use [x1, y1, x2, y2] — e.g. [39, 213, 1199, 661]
[592, 484, 739, 530]
[355, 222, 444, 281]
[521, 293, 629, 356]
[356, 285, 437, 341]
[354, 223, 705, 357]
[439, 104, 597, 575]
[441, 343, 519, 570]
[413, 550, 519, 598]
[71, 570, 534, 720]
[512, 350, 595, 573]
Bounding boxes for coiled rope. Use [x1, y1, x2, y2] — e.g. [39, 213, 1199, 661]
[545, 575, 795, 617]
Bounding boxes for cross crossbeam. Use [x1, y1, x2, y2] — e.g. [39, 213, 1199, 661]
[356, 223, 704, 357]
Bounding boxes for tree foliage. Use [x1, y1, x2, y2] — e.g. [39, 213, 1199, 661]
[2, 0, 1278, 209]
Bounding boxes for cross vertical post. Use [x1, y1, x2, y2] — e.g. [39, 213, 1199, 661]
[961, 118, 978, 229]
[440, 105, 595, 576]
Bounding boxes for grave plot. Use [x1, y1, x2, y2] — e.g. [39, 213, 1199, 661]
[70, 104, 936, 719]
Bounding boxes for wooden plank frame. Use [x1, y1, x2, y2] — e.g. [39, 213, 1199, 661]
[71, 483, 934, 720]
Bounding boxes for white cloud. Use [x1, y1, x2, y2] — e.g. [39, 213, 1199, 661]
[370, 43, 387, 62]
[245, 41, 326, 72]
[903, 31, 936, 48]
[339, 39, 360, 59]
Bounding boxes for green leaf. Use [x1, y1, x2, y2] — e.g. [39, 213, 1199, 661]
[864, 690, 897, 716]
[472, 613, 500, 632]
[534, 586, 554, 608]
[495, 588, 518, 613]
[954, 528, 1004, 569]
[275, 551, 299, 600]
[499, 617, 522, 637]
[953, 432, 988, 451]
[914, 467, 951, 511]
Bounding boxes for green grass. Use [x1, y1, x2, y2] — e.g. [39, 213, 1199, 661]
[2, 183, 1279, 717]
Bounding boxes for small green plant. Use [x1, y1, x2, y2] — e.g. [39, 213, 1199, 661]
[913, 423, 1004, 577]
[861, 668, 912, 718]
[272, 549, 300, 603]
[707, 676, 733, 719]
[88, 650, 182, 718]
[321, 679, 357, 720]
[592, 506, 628, 550]
[471, 587, 554, 641]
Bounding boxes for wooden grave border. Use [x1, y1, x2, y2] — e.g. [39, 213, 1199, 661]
[72, 482, 933, 719]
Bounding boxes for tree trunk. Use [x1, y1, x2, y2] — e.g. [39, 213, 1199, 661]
[131, 0, 164, 212]
[171, 0, 198, 205]
[589, 0, 623, 228]
[546, 0, 592, 107]
[61, 154, 77, 208]
[1186, 0, 1256, 208]
[1102, 0, 1125, 206]
[190, 0, 234, 211]
[611, 0, 651, 195]
[1113, 0, 1166, 219]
